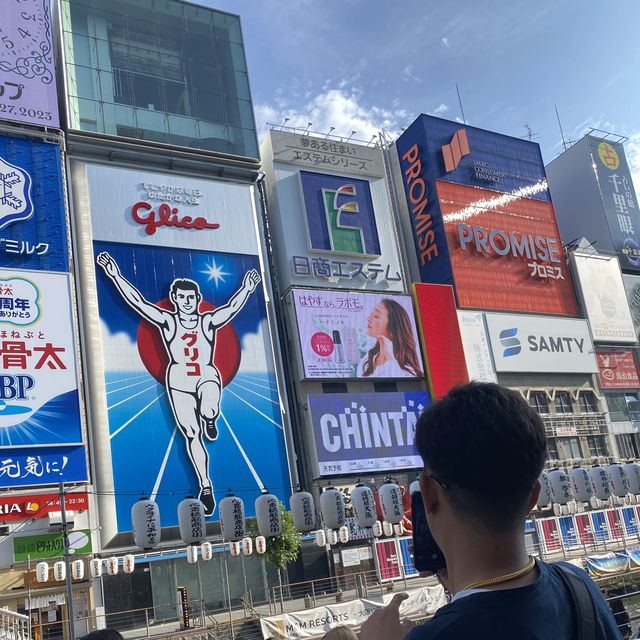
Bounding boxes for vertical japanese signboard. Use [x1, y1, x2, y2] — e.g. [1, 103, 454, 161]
[588, 136, 640, 272]
[0, 1, 59, 128]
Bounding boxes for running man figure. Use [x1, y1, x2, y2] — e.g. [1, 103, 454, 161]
[97, 252, 260, 516]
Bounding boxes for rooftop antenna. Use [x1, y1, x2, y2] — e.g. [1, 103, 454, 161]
[524, 124, 539, 141]
[367, 133, 378, 147]
[280, 117, 290, 131]
[554, 105, 568, 151]
[456, 82, 467, 124]
[345, 130, 356, 143]
[325, 126, 335, 139]
[303, 122, 312, 135]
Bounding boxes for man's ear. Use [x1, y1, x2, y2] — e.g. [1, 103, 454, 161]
[526, 480, 541, 516]
[419, 473, 440, 516]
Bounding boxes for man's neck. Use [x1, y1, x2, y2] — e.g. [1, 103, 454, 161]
[443, 526, 535, 595]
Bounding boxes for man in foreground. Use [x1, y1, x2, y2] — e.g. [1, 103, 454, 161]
[361, 382, 620, 639]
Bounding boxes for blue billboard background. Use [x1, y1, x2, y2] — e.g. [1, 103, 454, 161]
[0, 445, 87, 488]
[94, 240, 291, 530]
[0, 135, 69, 272]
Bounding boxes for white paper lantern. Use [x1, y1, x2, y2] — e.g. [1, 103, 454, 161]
[255, 493, 282, 537]
[548, 469, 572, 504]
[35, 561, 49, 583]
[382, 521, 394, 537]
[351, 485, 377, 529]
[89, 558, 102, 578]
[409, 480, 421, 495]
[624, 462, 640, 494]
[123, 554, 135, 574]
[53, 561, 66, 582]
[242, 537, 253, 556]
[107, 557, 118, 576]
[290, 491, 316, 532]
[589, 465, 612, 501]
[178, 498, 206, 545]
[394, 523, 404, 537]
[608, 464, 630, 497]
[71, 559, 84, 581]
[200, 542, 213, 562]
[131, 499, 161, 549]
[379, 482, 404, 524]
[320, 487, 346, 530]
[230, 541, 241, 557]
[372, 520, 383, 537]
[186, 544, 198, 564]
[338, 525, 350, 544]
[219, 495, 246, 541]
[570, 467, 594, 503]
[315, 529, 326, 547]
[255, 536, 267, 554]
[326, 528, 338, 546]
[536, 471, 552, 508]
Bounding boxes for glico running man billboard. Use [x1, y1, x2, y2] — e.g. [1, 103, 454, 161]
[72, 163, 290, 535]
[394, 115, 578, 316]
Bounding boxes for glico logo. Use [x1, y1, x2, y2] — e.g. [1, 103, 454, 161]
[442, 129, 470, 173]
[0, 155, 34, 230]
[300, 171, 381, 257]
[499, 328, 521, 358]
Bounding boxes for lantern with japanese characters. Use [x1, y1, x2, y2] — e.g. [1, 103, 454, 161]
[351, 484, 377, 529]
[290, 491, 316, 532]
[186, 545, 198, 564]
[315, 529, 326, 547]
[230, 541, 241, 557]
[131, 499, 161, 549]
[409, 480, 421, 496]
[71, 559, 84, 581]
[338, 525, 350, 544]
[624, 462, 640, 495]
[608, 464, 630, 498]
[536, 471, 552, 508]
[382, 521, 394, 537]
[35, 562, 49, 583]
[548, 469, 572, 504]
[53, 561, 65, 582]
[123, 555, 135, 574]
[200, 542, 213, 562]
[570, 467, 594, 503]
[326, 528, 338, 546]
[394, 523, 404, 537]
[372, 521, 383, 538]
[107, 557, 118, 576]
[178, 498, 206, 545]
[220, 495, 246, 541]
[89, 558, 102, 578]
[589, 465, 612, 501]
[255, 536, 267, 554]
[379, 482, 404, 524]
[242, 537, 253, 556]
[255, 493, 282, 538]
[320, 487, 345, 530]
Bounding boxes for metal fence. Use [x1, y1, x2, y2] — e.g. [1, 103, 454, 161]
[0, 607, 30, 640]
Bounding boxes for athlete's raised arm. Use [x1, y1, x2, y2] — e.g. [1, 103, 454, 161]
[209, 269, 261, 328]
[97, 252, 169, 327]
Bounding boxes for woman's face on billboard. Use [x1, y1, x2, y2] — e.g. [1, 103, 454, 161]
[367, 302, 390, 338]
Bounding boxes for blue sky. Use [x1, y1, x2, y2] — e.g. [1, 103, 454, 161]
[204, 0, 640, 189]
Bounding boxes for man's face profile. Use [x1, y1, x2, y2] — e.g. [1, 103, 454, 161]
[172, 287, 200, 314]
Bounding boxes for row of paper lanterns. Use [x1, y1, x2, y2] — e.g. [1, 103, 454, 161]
[538, 463, 640, 513]
[35, 555, 136, 583]
[131, 482, 410, 550]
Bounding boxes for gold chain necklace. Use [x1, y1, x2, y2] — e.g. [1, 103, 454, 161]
[461, 556, 536, 592]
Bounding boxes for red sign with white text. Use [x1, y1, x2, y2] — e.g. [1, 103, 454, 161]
[0, 492, 88, 522]
[597, 351, 640, 389]
[437, 181, 578, 316]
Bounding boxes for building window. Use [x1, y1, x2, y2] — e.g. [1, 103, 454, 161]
[578, 391, 598, 413]
[616, 433, 640, 459]
[546, 437, 559, 462]
[559, 437, 583, 459]
[606, 392, 640, 422]
[554, 391, 574, 414]
[322, 383, 347, 394]
[374, 382, 397, 393]
[529, 391, 550, 414]
[586, 435, 609, 458]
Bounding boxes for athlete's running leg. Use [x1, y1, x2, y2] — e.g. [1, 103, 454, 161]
[167, 388, 216, 515]
[198, 379, 221, 442]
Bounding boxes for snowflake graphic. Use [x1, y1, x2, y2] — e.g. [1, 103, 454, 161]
[0, 157, 33, 230]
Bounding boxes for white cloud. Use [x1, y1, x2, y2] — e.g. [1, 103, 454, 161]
[100, 320, 147, 372]
[254, 88, 411, 143]
[441, 37, 450, 47]
[402, 65, 422, 84]
[430, 103, 449, 116]
[239, 320, 274, 373]
[625, 131, 640, 197]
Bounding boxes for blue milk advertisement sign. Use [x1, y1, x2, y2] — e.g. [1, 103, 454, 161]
[81, 163, 290, 531]
[308, 392, 429, 476]
[0, 268, 86, 487]
[0, 135, 69, 272]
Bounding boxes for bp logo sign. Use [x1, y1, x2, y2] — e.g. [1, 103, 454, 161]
[0, 155, 33, 230]
[499, 327, 521, 357]
[299, 170, 380, 257]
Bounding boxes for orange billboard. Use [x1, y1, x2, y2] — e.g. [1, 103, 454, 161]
[437, 180, 578, 316]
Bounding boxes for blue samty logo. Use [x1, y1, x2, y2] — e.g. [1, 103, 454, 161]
[499, 327, 521, 357]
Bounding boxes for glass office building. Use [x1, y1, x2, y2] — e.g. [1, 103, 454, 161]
[61, 0, 258, 157]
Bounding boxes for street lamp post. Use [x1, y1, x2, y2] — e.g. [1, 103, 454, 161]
[59, 483, 76, 640]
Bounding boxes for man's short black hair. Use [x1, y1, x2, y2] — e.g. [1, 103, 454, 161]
[415, 382, 546, 530]
[170, 278, 200, 298]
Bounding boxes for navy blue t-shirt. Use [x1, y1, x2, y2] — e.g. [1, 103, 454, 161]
[405, 561, 621, 639]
